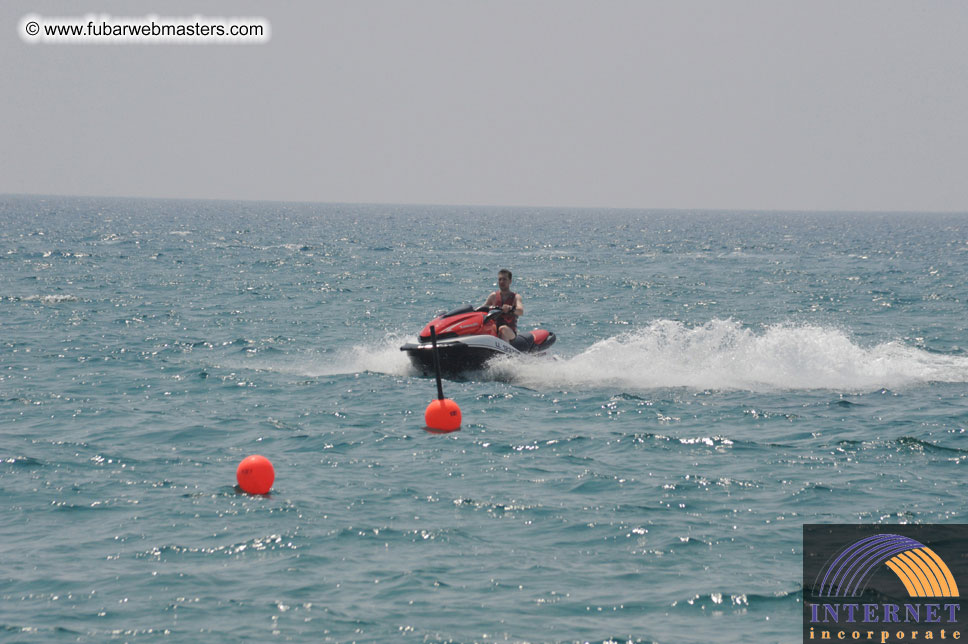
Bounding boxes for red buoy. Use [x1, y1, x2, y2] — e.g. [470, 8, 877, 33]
[423, 325, 461, 432]
[236, 454, 274, 494]
[425, 398, 461, 432]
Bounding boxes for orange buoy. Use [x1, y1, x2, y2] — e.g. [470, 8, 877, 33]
[423, 325, 461, 432]
[236, 454, 274, 494]
[425, 398, 461, 432]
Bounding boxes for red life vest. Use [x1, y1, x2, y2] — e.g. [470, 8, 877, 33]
[494, 290, 518, 331]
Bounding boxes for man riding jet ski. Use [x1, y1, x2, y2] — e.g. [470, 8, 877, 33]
[483, 268, 523, 342]
[400, 269, 556, 375]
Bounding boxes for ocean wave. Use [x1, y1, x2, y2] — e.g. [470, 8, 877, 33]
[670, 588, 801, 610]
[224, 320, 968, 393]
[491, 319, 968, 392]
[227, 334, 414, 378]
[15, 294, 79, 304]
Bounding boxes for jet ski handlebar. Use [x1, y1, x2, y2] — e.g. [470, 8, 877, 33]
[482, 307, 507, 321]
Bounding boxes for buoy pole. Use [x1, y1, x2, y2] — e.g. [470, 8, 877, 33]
[424, 325, 461, 432]
[430, 325, 444, 400]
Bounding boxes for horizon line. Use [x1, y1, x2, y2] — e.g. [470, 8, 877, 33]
[2, 191, 967, 216]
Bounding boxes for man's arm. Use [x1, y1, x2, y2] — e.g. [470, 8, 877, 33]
[513, 294, 524, 317]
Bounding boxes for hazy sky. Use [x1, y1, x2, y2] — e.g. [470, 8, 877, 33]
[3, 1, 967, 211]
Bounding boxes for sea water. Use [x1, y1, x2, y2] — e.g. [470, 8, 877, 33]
[1, 195, 967, 643]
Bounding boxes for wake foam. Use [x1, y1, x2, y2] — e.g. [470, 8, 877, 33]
[236, 333, 414, 378]
[236, 320, 968, 392]
[487, 319, 968, 392]
[308, 334, 414, 377]
[17, 294, 79, 304]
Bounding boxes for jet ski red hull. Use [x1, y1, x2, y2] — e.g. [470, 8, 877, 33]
[401, 305, 556, 375]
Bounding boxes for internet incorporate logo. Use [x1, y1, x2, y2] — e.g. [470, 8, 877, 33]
[803, 525, 966, 644]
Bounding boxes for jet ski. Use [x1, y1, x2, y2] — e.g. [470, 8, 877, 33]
[401, 305, 556, 375]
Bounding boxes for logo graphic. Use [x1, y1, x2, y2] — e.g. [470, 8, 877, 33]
[815, 533, 959, 599]
[803, 525, 967, 644]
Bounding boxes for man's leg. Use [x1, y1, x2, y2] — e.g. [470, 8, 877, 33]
[498, 325, 515, 341]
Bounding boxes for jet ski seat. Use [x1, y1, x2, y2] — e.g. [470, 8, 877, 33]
[510, 331, 535, 352]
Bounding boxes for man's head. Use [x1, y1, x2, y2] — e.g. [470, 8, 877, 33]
[497, 269, 512, 290]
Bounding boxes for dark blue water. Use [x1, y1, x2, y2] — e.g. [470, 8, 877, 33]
[2, 196, 967, 643]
